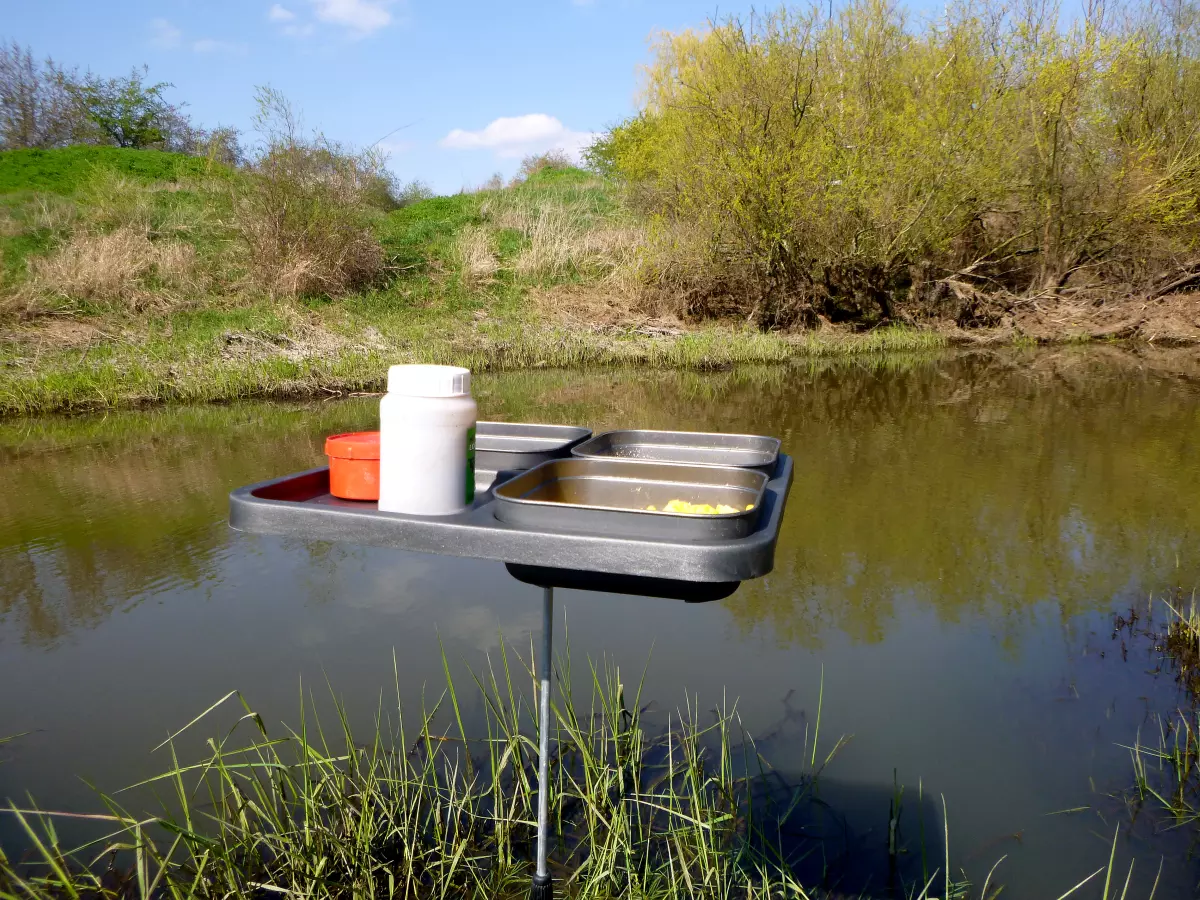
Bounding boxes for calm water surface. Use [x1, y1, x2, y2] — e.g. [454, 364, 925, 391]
[2, 348, 1200, 896]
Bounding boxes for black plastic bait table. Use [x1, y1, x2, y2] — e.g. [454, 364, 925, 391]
[230, 428, 793, 899]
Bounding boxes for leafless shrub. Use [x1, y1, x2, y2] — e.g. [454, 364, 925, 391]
[514, 149, 574, 183]
[234, 87, 385, 298]
[469, 172, 505, 193]
[395, 179, 435, 207]
[0, 41, 91, 148]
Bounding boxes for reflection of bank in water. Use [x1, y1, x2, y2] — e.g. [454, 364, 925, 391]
[743, 768, 955, 899]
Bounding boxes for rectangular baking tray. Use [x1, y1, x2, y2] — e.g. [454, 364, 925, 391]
[476, 421, 592, 472]
[229, 455, 794, 590]
[572, 429, 781, 474]
[493, 458, 767, 541]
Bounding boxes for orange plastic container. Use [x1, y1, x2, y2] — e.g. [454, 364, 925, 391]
[325, 432, 381, 501]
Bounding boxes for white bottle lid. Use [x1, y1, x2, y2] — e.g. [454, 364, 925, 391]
[387, 364, 472, 397]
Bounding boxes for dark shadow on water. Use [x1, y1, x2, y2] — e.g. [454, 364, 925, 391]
[745, 769, 948, 899]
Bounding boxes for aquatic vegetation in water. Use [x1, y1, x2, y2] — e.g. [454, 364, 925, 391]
[1122, 592, 1200, 832]
[0, 647, 845, 899]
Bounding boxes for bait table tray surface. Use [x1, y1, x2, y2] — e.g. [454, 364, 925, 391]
[229, 454, 793, 598]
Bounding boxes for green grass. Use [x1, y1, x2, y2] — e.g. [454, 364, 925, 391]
[0, 647, 832, 899]
[0, 147, 229, 195]
[0, 313, 946, 416]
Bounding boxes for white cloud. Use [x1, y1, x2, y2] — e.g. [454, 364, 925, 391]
[310, 0, 395, 36]
[440, 114, 599, 161]
[192, 39, 249, 54]
[283, 22, 317, 37]
[268, 3, 296, 21]
[149, 18, 182, 49]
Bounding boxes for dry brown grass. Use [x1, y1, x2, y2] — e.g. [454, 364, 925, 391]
[24, 226, 201, 311]
[531, 282, 677, 327]
[0, 209, 19, 238]
[28, 194, 77, 231]
[0, 195, 76, 238]
[482, 192, 644, 282]
[454, 225, 500, 288]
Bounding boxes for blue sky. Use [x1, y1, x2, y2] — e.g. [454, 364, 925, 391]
[1, 0, 800, 194]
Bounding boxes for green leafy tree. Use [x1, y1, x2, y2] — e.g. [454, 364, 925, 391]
[75, 66, 179, 149]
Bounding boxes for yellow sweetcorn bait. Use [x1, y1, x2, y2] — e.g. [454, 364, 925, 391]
[647, 499, 754, 515]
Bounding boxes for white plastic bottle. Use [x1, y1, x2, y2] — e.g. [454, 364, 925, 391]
[378, 365, 477, 515]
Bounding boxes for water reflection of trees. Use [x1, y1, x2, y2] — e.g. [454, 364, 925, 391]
[1, 348, 1197, 647]
[728, 350, 1200, 646]
[0, 402, 378, 646]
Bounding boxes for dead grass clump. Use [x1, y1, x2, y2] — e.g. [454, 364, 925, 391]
[631, 220, 768, 323]
[517, 215, 643, 280]
[531, 281, 676, 327]
[27, 226, 200, 311]
[28, 194, 77, 231]
[236, 202, 383, 299]
[454, 225, 500, 288]
[483, 192, 644, 282]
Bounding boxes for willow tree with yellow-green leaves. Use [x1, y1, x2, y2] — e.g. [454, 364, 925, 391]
[588, 0, 1200, 327]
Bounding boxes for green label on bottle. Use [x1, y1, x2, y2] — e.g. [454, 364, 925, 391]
[465, 426, 476, 504]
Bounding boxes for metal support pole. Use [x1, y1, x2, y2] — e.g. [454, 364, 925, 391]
[531, 586, 554, 900]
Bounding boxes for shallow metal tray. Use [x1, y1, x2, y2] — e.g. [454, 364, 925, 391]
[228, 455, 793, 599]
[572, 429, 781, 474]
[476, 421, 592, 472]
[493, 458, 766, 541]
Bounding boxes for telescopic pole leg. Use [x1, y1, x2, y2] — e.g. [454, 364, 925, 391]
[531, 585, 554, 900]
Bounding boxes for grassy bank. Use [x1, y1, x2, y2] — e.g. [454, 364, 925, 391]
[2, 138, 1193, 418]
[0, 146, 951, 416]
[6, 0, 1200, 419]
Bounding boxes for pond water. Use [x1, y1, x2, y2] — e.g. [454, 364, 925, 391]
[2, 347, 1200, 896]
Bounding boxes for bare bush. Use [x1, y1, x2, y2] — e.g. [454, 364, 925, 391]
[471, 172, 505, 193]
[0, 41, 91, 148]
[192, 125, 245, 167]
[395, 179, 435, 207]
[514, 149, 574, 183]
[235, 87, 385, 298]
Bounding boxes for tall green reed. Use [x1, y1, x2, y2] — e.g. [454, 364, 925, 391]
[0, 644, 829, 899]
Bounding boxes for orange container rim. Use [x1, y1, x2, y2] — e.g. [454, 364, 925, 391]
[325, 431, 380, 460]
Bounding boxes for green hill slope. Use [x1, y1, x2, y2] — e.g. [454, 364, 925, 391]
[0, 146, 226, 195]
